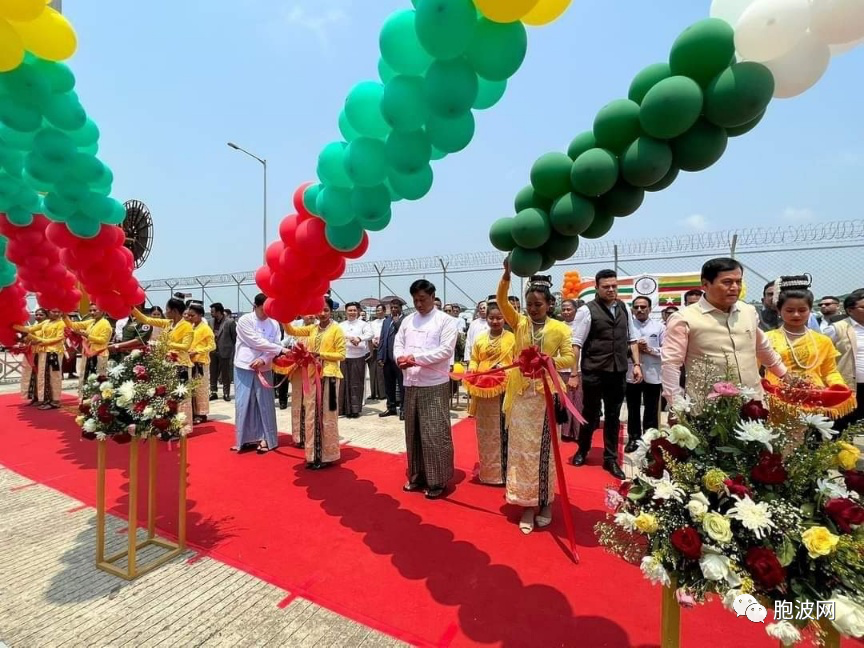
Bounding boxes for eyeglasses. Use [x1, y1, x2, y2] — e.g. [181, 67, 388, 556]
[632, 305, 649, 310]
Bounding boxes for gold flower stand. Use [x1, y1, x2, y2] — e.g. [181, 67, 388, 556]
[95, 435, 187, 580]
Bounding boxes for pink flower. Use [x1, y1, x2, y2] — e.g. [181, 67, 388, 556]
[604, 488, 624, 510]
[127, 424, 136, 435]
[133, 364, 147, 375]
[676, 588, 696, 608]
[707, 382, 740, 399]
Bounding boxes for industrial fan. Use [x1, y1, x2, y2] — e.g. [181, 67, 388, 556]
[122, 199, 153, 268]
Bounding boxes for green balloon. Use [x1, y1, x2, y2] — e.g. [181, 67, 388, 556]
[344, 81, 390, 139]
[345, 137, 388, 187]
[32, 59, 75, 94]
[511, 207, 551, 249]
[672, 119, 728, 172]
[530, 152, 572, 200]
[473, 77, 507, 110]
[425, 111, 475, 153]
[508, 247, 543, 277]
[567, 131, 596, 161]
[339, 110, 361, 141]
[90, 166, 113, 196]
[424, 59, 478, 118]
[466, 18, 527, 82]
[430, 147, 447, 161]
[0, 101, 41, 132]
[0, 148, 23, 177]
[570, 148, 619, 197]
[64, 119, 100, 147]
[415, 0, 477, 61]
[378, 58, 397, 84]
[360, 208, 392, 232]
[620, 137, 673, 187]
[381, 75, 429, 132]
[629, 63, 672, 104]
[385, 129, 431, 174]
[538, 253, 555, 272]
[351, 185, 392, 225]
[1, 62, 51, 105]
[379, 10, 432, 76]
[32, 128, 76, 164]
[489, 217, 516, 251]
[644, 165, 679, 192]
[66, 216, 102, 239]
[593, 99, 641, 154]
[543, 234, 580, 261]
[303, 184, 322, 215]
[514, 185, 552, 213]
[326, 221, 365, 252]
[43, 92, 86, 131]
[55, 178, 90, 203]
[4, 206, 33, 226]
[704, 62, 775, 129]
[727, 109, 766, 137]
[388, 164, 433, 200]
[384, 179, 403, 202]
[68, 153, 106, 184]
[669, 18, 735, 87]
[580, 212, 615, 239]
[597, 180, 644, 217]
[0, 126, 35, 150]
[550, 193, 595, 236]
[84, 195, 121, 224]
[316, 141, 353, 188]
[639, 76, 704, 139]
[316, 186, 356, 226]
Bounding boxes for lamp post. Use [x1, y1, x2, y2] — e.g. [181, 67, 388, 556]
[227, 142, 267, 259]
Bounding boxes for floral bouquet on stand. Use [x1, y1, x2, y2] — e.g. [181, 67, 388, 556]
[595, 363, 864, 646]
[77, 338, 192, 443]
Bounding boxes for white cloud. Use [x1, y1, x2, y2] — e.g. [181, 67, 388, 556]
[277, 2, 349, 49]
[781, 207, 814, 222]
[681, 214, 709, 231]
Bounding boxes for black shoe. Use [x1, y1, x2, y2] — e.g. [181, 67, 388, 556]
[348, 413, 360, 419]
[603, 461, 626, 479]
[424, 487, 445, 500]
[209, 393, 218, 401]
[279, 403, 288, 410]
[399, 411, 405, 421]
[570, 452, 587, 467]
[223, 395, 231, 402]
[561, 435, 576, 443]
[403, 482, 424, 493]
[625, 440, 639, 454]
[379, 410, 397, 418]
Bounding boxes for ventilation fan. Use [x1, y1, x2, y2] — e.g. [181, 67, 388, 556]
[122, 199, 153, 268]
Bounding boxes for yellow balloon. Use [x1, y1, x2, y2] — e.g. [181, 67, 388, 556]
[521, 0, 572, 26]
[9, 6, 76, 61]
[0, 0, 45, 21]
[473, 0, 540, 23]
[0, 19, 24, 72]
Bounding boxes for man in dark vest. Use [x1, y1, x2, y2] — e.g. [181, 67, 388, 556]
[569, 269, 642, 479]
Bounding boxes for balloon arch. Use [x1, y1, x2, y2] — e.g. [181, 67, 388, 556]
[0, 0, 862, 338]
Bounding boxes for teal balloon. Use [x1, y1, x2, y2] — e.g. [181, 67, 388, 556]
[345, 137, 388, 187]
[378, 58, 397, 84]
[550, 193, 595, 236]
[303, 183, 322, 215]
[4, 206, 34, 227]
[704, 62, 774, 129]
[1, 62, 51, 106]
[514, 185, 552, 213]
[511, 207, 551, 249]
[597, 180, 644, 217]
[43, 189, 76, 218]
[593, 99, 641, 154]
[567, 131, 596, 160]
[430, 146, 447, 161]
[629, 63, 672, 104]
[316, 141, 353, 188]
[32, 128, 76, 164]
[543, 234, 580, 261]
[570, 148, 619, 197]
[639, 76, 704, 139]
[0, 148, 23, 177]
[63, 119, 100, 147]
[415, 0, 477, 61]
[379, 10, 432, 76]
[489, 217, 516, 252]
[338, 110, 361, 142]
[0, 126, 35, 150]
[424, 59, 478, 118]
[24, 153, 61, 186]
[90, 165, 113, 196]
[669, 18, 735, 87]
[344, 81, 390, 139]
[360, 208, 392, 232]
[66, 216, 102, 239]
[473, 77, 507, 110]
[620, 137, 673, 187]
[381, 75, 429, 132]
[43, 92, 86, 131]
[325, 221, 365, 252]
[68, 153, 107, 184]
[425, 111, 475, 153]
[385, 129, 431, 174]
[644, 165, 679, 192]
[672, 119, 728, 172]
[55, 178, 90, 203]
[508, 247, 543, 277]
[466, 18, 527, 82]
[580, 211, 615, 239]
[0, 102, 41, 132]
[727, 110, 765, 137]
[316, 186, 356, 226]
[32, 59, 75, 94]
[83, 194, 120, 224]
[388, 164, 433, 200]
[352, 184, 392, 222]
[530, 152, 572, 200]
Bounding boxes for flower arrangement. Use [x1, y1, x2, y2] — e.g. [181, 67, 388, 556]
[76, 338, 191, 443]
[596, 366, 864, 645]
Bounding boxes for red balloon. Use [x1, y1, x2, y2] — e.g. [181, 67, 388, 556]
[325, 256, 346, 280]
[342, 232, 369, 260]
[265, 240, 284, 270]
[278, 246, 308, 275]
[293, 181, 314, 216]
[295, 217, 328, 255]
[254, 265, 272, 293]
[279, 214, 301, 247]
[264, 297, 295, 323]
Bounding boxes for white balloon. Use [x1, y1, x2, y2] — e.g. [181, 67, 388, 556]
[734, 0, 811, 62]
[830, 34, 864, 55]
[709, 0, 757, 26]
[810, 0, 864, 46]
[764, 32, 831, 98]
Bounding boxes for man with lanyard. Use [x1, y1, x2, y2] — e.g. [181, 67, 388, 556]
[108, 306, 152, 362]
[64, 305, 114, 397]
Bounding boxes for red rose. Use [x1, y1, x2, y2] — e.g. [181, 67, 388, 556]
[98, 413, 114, 424]
[152, 418, 170, 431]
[135, 371, 149, 382]
[113, 432, 132, 444]
[133, 400, 148, 414]
[618, 481, 632, 497]
[724, 475, 752, 499]
[824, 498, 864, 533]
[844, 471, 864, 497]
[155, 386, 168, 397]
[96, 374, 108, 384]
[740, 399, 770, 422]
[643, 458, 666, 479]
[167, 352, 179, 363]
[750, 451, 788, 485]
[166, 400, 179, 414]
[745, 547, 786, 589]
[81, 430, 97, 441]
[651, 438, 689, 462]
[670, 527, 703, 560]
[78, 403, 91, 414]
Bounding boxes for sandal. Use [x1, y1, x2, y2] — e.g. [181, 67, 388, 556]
[256, 441, 272, 454]
[519, 509, 535, 535]
[536, 505, 553, 528]
[230, 443, 256, 452]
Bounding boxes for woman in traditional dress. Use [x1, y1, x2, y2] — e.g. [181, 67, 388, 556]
[15, 308, 66, 409]
[497, 260, 575, 534]
[64, 305, 113, 398]
[467, 301, 516, 486]
[283, 298, 347, 469]
[19, 308, 47, 403]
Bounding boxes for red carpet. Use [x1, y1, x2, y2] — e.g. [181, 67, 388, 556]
[0, 394, 853, 647]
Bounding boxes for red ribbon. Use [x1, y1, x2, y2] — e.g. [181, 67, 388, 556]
[256, 344, 324, 416]
[64, 327, 101, 358]
[761, 379, 853, 408]
[8, 343, 34, 368]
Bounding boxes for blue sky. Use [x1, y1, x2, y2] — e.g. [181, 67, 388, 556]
[65, 0, 864, 281]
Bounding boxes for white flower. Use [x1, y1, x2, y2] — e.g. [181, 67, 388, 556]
[147, 388, 156, 397]
[109, 364, 125, 379]
[87, 374, 99, 384]
[699, 546, 739, 585]
[100, 381, 114, 392]
[175, 412, 187, 425]
[818, 471, 851, 500]
[83, 419, 97, 433]
[667, 424, 699, 450]
[722, 588, 743, 611]
[118, 380, 137, 402]
[173, 383, 189, 397]
[686, 492, 710, 521]
[142, 406, 155, 419]
[671, 394, 692, 413]
[728, 496, 775, 540]
[766, 621, 802, 646]
[95, 431, 107, 441]
[640, 555, 670, 587]
[739, 386, 759, 401]
[649, 471, 686, 502]
[129, 349, 142, 359]
[829, 593, 864, 638]
[614, 512, 637, 531]
[799, 413, 837, 441]
[734, 420, 779, 453]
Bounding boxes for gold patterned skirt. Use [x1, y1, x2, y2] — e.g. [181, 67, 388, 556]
[304, 376, 341, 465]
[475, 395, 507, 485]
[505, 390, 555, 508]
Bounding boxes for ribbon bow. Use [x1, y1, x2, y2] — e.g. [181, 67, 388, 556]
[762, 379, 855, 418]
[8, 342, 34, 368]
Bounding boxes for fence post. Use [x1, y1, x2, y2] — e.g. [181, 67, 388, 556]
[439, 258, 448, 305]
[730, 233, 739, 259]
[374, 264, 385, 301]
[614, 244, 619, 274]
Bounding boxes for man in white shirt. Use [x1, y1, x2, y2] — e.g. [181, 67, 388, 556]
[463, 300, 489, 363]
[560, 298, 583, 442]
[339, 302, 372, 418]
[625, 296, 664, 454]
[367, 303, 387, 401]
[394, 280, 458, 499]
[825, 288, 864, 431]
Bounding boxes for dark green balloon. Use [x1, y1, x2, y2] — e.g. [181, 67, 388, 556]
[386, 129, 432, 174]
[530, 152, 572, 200]
[620, 137, 673, 187]
[508, 247, 543, 277]
[629, 63, 672, 104]
[473, 77, 507, 110]
[644, 165, 679, 192]
[425, 111, 475, 153]
[345, 137, 388, 187]
[580, 211, 615, 239]
[326, 221, 365, 252]
[511, 207, 551, 249]
[514, 185, 552, 213]
[672, 119, 728, 172]
[567, 131, 596, 161]
[388, 164, 433, 200]
[550, 193, 595, 236]
[303, 184, 322, 215]
[466, 18, 527, 82]
[489, 217, 516, 251]
[415, 0, 477, 61]
[316, 141, 353, 188]
[381, 75, 429, 132]
[593, 99, 641, 154]
[704, 62, 775, 129]
[669, 18, 736, 87]
[351, 184, 391, 222]
[316, 186, 356, 226]
[597, 180, 644, 217]
[430, 147, 447, 161]
[639, 76, 704, 139]
[727, 109, 765, 137]
[543, 234, 580, 261]
[570, 148, 619, 197]
[538, 253, 556, 272]
[425, 59, 479, 118]
[379, 10, 433, 76]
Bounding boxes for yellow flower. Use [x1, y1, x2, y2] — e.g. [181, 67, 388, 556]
[703, 469, 728, 494]
[100, 388, 114, 399]
[836, 442, 861, 471]
[702, 512, 733, 544]
[802, 526, 839, 559]
[75, 415, 85, 426]
[634, 513, 659, 534]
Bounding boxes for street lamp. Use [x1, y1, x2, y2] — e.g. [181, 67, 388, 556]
[227, 142, 268, 259]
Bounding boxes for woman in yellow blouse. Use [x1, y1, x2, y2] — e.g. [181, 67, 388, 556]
[64, 305, 113, 398]
[283, 298, 347, 469]
[498, 260, 575, 534]
[187, 304, 217, 425]
[15, 308, 66, 409]
[281, 314, 318, 448]
[467, 301, 516, 486]
[18, 308, 46, 402]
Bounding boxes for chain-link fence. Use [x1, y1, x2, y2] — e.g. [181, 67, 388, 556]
[139, 220, 864, 314]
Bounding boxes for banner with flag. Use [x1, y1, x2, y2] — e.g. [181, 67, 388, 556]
[576, 272, 702, 314]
